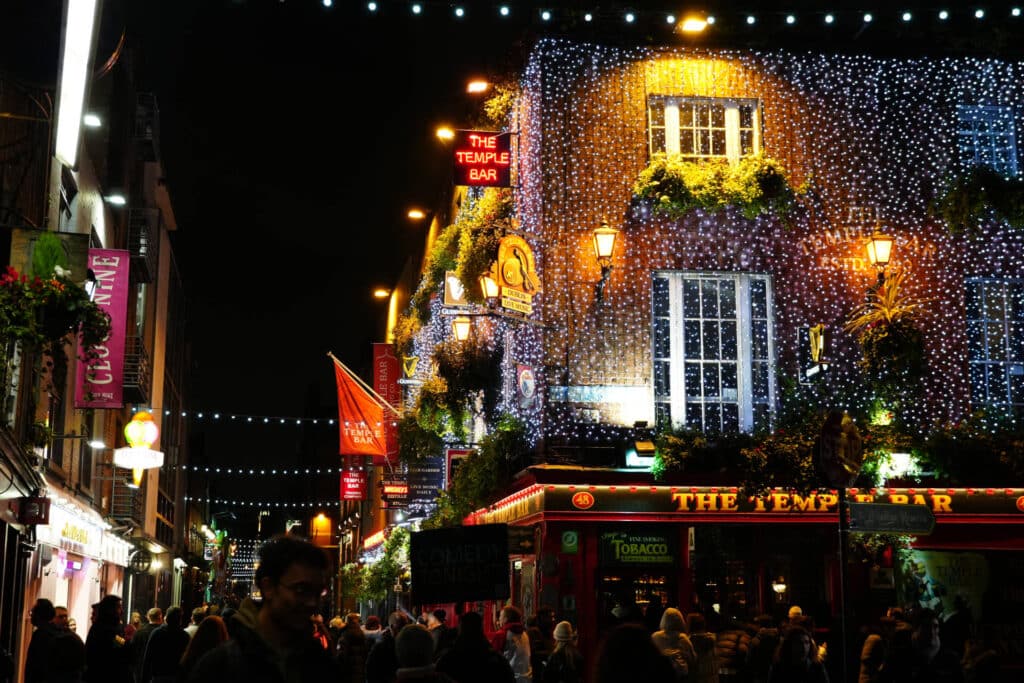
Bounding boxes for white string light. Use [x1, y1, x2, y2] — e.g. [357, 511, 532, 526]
[184, 495, 342, 508]
[175, 465, 356, 475]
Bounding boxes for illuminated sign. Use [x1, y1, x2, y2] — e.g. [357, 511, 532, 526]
[382, 480, 409, 508]
[453, 130, 511, 187]
[341, 470, 368, 501]
[497, 235, 540, 315]
[599, 530, 677, 566]
[363, 529, 386, 550]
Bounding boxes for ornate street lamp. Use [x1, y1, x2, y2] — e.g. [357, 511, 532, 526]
[865, 230, 894, 284]
[592, 221, 619, 302]
[451, 315, 473, 342]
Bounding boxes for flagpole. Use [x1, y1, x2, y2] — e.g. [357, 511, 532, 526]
[326, 351, 401, 416]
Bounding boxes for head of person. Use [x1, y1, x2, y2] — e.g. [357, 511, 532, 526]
[67, 617, 77, 633]
[535, 606, 556, 632]
[164, 606, 184, 629]
[428, 609, 446, 628]
[686, 612, 707, 634]
[129, 611, 142, 627]
[346, 612, 361, 629]
[912, 608, 941, 656]
[30, 598, 56, 628]
[191, 607, 206, 625]
[147, 607, 164, 625]
[395, 624, 435, 669]
[96, 595, 123, 625]
[255, 534, 329, 638]
[659, 607, 686, 634]
[787, 605, 803, 620]
[553, 621, 576, 649]
[180, 616, 229, 671]
[54, 605, 70, 630]
[388, 611, 411, 635]
[499, 605, 522, 628]
[458, 611, 487, 643]
[778, 625, 814, 664]
[364, 615, 382, 632]
[594, 623, 675, 683]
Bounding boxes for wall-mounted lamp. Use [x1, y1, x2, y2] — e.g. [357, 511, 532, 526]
[772, 576, 787, 595]
[479, 273, 500, 301]
[592, 221, 619, 302]
[452, 315, 473, 342]
[865, 228, 894, 285]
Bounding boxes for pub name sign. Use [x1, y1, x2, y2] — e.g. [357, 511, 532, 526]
[453, 130, 511, 187]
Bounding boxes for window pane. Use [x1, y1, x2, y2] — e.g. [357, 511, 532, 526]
[698, 104, 711, 127]
[702, 280, 719, 317]
[1010, 368, 1024, 404]
[750, 279, 767, 318]
[653, 277, 671, 317]
[740, 130, 754, 156]
[987, 323, 1006, 357]
[712, 130, 726, 156]
[655, 360, 671, 397]
[711, 104, 725, 128]
[685, 321, 702, 356]
[703, 363, 720, 398]
[654, 318, 671, 357]
[1011, 322, 1024, 361]
[705, 403, 721, 433]
[703, 321, 720, 360]
[723, 403, 739, 432]
[652, 133, 666, 155]
[984, 285, 1005, 320]
[649, 102, 665, 127]
[739, 105, 754, 128]
[751, 320, 768, 359]
[721, 363, 737, 401]
[752, 362, 768, 399]
[683, 280, 701, 318]
[656, 403, 672, 430]
[966, 322, 986, 360]
[679, 131, 695, 156]
[1010, 283, 1024, 320]
[720, 280, 736, 318]
[988, 365, 1007, 403]
[686, 402, 703, 429]
[965, 281, 982, 320]
[753, 404, 770, 432]
[685, 363, 702, 398]
[969, 363, 987, 404]
[721, 321, 737, 359]
[680, 104, 694, 127]
[698, 130, 711, 155]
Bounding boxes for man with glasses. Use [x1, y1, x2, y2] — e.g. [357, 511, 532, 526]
[189, 534, 340, 682]
[53, 605, 71, 631]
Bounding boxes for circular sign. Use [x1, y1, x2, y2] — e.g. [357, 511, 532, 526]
[1016, 496, 1024, 513]
[128, 549, 152, 574]
[571, 491, 595, 510]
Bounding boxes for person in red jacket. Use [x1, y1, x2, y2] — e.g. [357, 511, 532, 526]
[490, 606, 532, 683]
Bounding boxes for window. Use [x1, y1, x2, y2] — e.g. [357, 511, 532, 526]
[648, 97, 761, 163]
[965, 278, 1024, 420]
[957, 105, 1018, 176]
[653, 272, 775, 433]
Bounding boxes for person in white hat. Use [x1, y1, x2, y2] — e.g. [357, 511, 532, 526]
[542, 621, 584, 683]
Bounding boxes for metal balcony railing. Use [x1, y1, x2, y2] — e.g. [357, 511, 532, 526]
[123, 335, 151, 405]
[128, 208, 159, 284]
[111, 473, 145, 527]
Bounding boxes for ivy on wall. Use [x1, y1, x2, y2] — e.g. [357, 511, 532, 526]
[932, 166, 1024, 234]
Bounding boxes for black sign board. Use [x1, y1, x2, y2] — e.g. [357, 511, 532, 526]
[848, 502, 936, 535]
[598, 529, 677, 567]
[410, 524, 510, 604]
[407, 457, 444, 517]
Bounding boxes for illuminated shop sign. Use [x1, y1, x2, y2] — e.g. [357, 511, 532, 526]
[453, 130, 511, 187]
[599, 530, 677, 566]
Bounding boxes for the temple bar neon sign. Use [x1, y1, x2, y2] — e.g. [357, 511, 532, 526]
[453, 130, 511, 187]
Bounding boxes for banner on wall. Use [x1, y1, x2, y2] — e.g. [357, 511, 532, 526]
[899, 550, 989, 621]
[75, 249, 130, 408]
[372, 343, 401, 468]
[517, 365, 537, 411]
[332, 355, 387, 459]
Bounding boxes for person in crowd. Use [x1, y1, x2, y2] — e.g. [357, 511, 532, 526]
[644, 595, 665, 634]
[49, 624, 86, 683]
[26, 598, 61, 683]
[592, 623, 675, 683]
[132, 607, 164, 681]
[940, 596, 973, 660]
[187, 534, 340, 682]
[878, 608, 963, 682]
[184, 607, 205, 638]
[125, 611, 142, 641]
[491, 605, 532, 683]
[858, 611, 905, 683]
[961, 636, 1000, 682]
[715, 615, 755, 681]
[652, 607, 696, 681]
[142, 605, 191, 683]
[395, 624, 457, 682]
[179, 616, 228, 680]
[364, 614, 385, 649]
[54, 605, 71, 632]
[542, 621, 584, 683]
[747, 614, 781, 683]
[437, 611, 515, 683]
[367, 611, 412, 683]
[328, 615, 344, 643]
[312, 613, 331, 650]
[526, 606, 555, 683]
[687, 612, 720, 683]
[337, 612, 369, 682]
[85, 594, 132, 683]
[427, 609, 458, 659]
[767, 625, 829, 683]
[67, 618, 78, 634]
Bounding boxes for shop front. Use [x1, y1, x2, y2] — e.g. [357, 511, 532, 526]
[469, 466, 1024, 666]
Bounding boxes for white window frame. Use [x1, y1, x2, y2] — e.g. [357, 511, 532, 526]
[956, 105, 1019, 176]
[648, 97, 762, 163]
[965, 277, 1024, 418]
[653, 271, 776, 434]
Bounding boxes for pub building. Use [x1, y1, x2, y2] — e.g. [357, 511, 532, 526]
[396, 37, 1024, 670]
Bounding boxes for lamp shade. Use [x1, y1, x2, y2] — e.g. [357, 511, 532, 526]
[593, 222, 619, 265]
[479, 274, 500, 299]
[866, 233, 894, 268]
[452, 315, 472, 342]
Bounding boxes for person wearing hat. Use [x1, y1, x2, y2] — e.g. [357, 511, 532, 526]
[542, 622, 584, 683]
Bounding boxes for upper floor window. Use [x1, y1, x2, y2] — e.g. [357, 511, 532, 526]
[957, 105, 1018, 176]
[966, 278, 1024, 421]
[653, 271, 775, 433]
[648, 97, 761, 163]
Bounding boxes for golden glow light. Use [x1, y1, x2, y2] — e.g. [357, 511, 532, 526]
[124, 412, 159, 448]
[407, 209, 427, 220]
[866, 233, 894, 268]
[373, 288, 391, 299]
[679, 16, 708, 33]
[452, 315, 472, 342]
[592, 222, 619, 265]
[467, 80, 490, 94]
[479, 274, 500, 299]
[436, 126, 455, 141]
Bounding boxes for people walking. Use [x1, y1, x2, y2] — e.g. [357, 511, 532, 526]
[747, 614, 781, 683]
[491, 606, 532, 683]
[542, 621, 584, 683]
[367, 611, 412, 683]
[652, 607, 696, 681]
[25, 599, 62, 683]
[767, 625, 829, 683]
[179, 616, 228, 680]
[186, 534, 341, 682]
[687, 612, 720, 683]
[592, 623, 675, 683]
[436, 611, 515, 683]
[85, 594, 132, 683]
[131, 607, 164, 682]
[184, 607, 205, 638]
[142, 605, 191, 683]
[337, 612, 369, 683]
[394, 624, 457, 682]
[427, 609, 457, 659]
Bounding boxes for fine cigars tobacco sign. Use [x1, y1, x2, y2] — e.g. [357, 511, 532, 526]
[410, 524, 510, 604]
[453, 130, 511, 187]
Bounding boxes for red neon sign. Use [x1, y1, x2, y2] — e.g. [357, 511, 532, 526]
[571, 491, 595, 510]
[453, 130, 511, 187]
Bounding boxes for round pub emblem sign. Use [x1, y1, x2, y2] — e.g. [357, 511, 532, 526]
[571, 491, 595, 510]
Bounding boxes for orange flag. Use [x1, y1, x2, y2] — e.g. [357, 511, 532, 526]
[333, 358, 387, 458]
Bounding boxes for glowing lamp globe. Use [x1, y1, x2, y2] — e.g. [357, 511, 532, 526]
[114, 412, 164, 487]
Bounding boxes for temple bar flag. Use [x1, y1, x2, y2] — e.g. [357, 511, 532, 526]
[332, 355, 388, 459]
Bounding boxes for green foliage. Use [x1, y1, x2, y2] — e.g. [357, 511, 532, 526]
[30, 232, 70, 280]
[932, 166, 1024, 234]
[738, 418, 822, 496]
[483, 82, 519, 127]
[340, 562, 369, 601]
[414, 376, 468, 441]
[917, 410, 1024, 483]
[850, 533, 916, 564]
[653, 428, 752, 479]
[433, 339, 502, 421]
[398, 414, 444, 462]
[633, 153, 802, 221]
[361, 526, 410, 602]
[455, 224, 501, 305]
[423, 415, 528, 528]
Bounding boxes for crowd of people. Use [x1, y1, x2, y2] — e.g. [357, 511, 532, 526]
[20, 535, 1004, 683]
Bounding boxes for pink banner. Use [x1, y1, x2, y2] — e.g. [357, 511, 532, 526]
[75, 249, 130, 408]
[373, 343, 401, 468]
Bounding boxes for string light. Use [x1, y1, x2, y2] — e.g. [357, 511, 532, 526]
[175, 465, 358, 475]
[184, 495, 342, 508]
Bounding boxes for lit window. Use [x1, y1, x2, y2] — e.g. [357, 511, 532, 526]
[653, 272, 775, 433]
[965, 278, 1024, 421]
[956, 105, 1019, 176]
[648, 97, 761, 163]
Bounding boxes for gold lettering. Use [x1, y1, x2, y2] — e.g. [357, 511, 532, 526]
[719, 493, 738, 511]
[672, 493, 693, 512]
[889, 494, 909, 504]
[772, 493, 791, 512]
[931, 494, 952, 512]
[694, 494, 717, 511]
